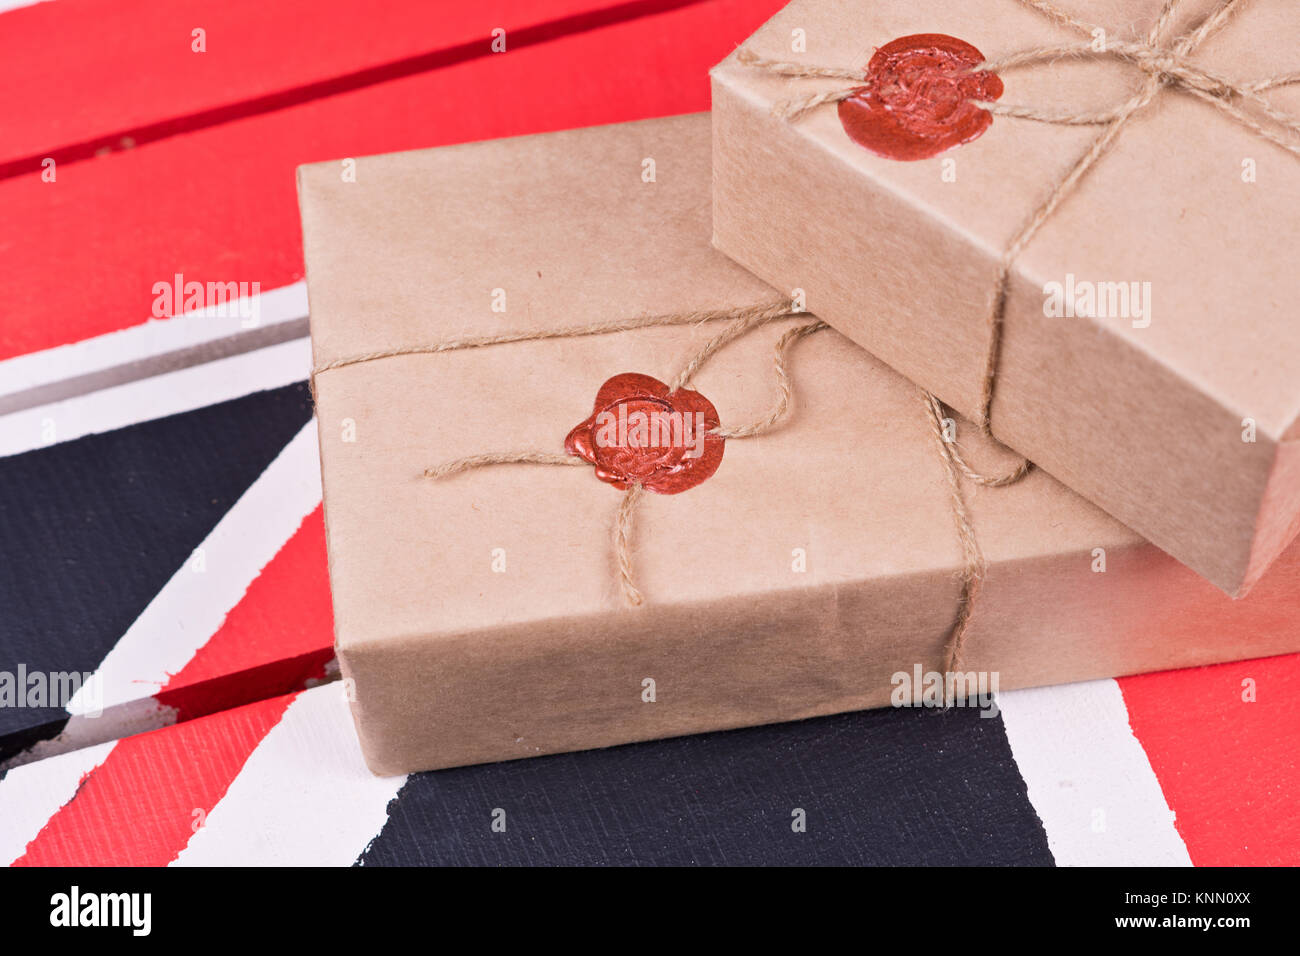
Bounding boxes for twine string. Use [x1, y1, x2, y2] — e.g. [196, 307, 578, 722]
[923, 393, 986, 674]
[1017, 0, 1103, 35]
[422, 452, 586, 481]
[310, 301, 794, 384]
[713, 319, 829, 439]
[666, 300, 796, 392]
[614, 482, 646, 606]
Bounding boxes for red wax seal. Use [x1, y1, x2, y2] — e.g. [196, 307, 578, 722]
[837, 33, 1003, 161]
[564, 373, 724, 494]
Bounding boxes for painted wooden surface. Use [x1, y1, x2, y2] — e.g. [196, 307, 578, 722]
[0, 0, 651, 175]
[0, 0, 775, 364]
[8, 670, 1290, 866]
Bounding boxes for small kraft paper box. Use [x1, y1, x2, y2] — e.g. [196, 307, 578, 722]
[299, 114, 1300, 776]
[711, 0, 1300, 598]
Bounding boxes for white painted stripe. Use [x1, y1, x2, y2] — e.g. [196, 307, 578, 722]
[172, 685, 406, 866]
[66, 421, 322, 717]
[0, 738, 117, 866]
[0, 281, 307, 414]
[0, 0, 53, 13]
[999, 679, 1192, 867]
[0, 335, 311, 458]
[0, 700, 176, 774]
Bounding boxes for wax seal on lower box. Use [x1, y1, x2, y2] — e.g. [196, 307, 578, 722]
[837, 33, 1002, 161]
[564, 372, 724, 494]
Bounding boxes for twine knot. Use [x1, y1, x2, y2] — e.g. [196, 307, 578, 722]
[1146, 53, 1179, 75]
[1130, 46, 1232, 97]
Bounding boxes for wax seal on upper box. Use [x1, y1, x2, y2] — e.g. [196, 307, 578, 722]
[838, 33, 1002, 161]
[564, 373, 724, 494]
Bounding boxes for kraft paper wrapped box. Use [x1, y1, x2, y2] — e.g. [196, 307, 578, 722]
[298, 114, 1300, 776]
[711, 0, 1300, 598]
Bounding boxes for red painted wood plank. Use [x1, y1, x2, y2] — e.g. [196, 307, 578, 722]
[0, 0, 783, 361]
[1119, 653, 1300, 866]
[0, 0, 684, 175]
[154, 505, 334, 724]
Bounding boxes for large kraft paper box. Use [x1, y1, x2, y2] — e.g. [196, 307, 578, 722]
[711, 0, 1300, 598]
[299, 114, 1300, 776]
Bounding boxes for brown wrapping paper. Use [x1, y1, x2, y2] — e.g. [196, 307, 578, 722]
[299, 114, 1300, 776]
[711, 0, 1300, 597]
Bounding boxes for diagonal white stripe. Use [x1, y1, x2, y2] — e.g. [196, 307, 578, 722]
[172, 685, 406, 866]
[0, 0, 53, 13]
[65, 420, 322, 720]
[0, 334, 311, 459]
[1, 701, 177, 774]
[0, 738, 117, 866]
[999, 679, 1192, 867]
[0, 281, 307, 416]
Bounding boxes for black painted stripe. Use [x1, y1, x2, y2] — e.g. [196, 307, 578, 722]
[0, 382, 313, 761]
[357, 705, 1054, 866]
